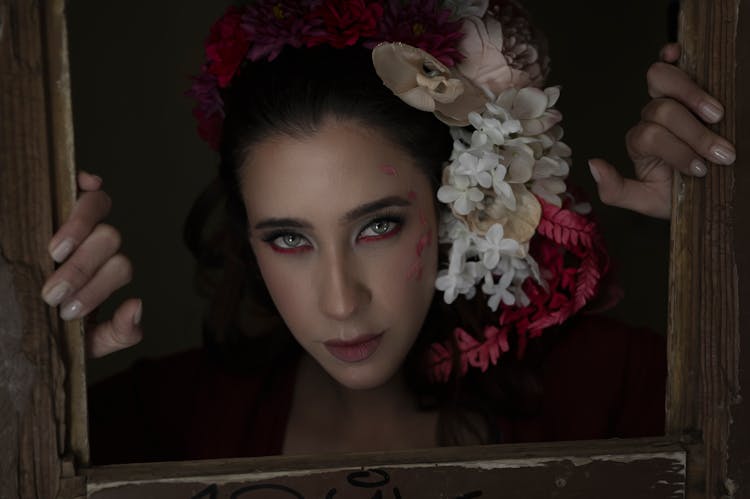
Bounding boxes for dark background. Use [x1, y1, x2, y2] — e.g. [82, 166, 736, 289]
[67, 1, 671, 384]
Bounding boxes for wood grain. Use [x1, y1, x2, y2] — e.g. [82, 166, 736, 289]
[668, 0, 746, 498]
[0, 1, 65, 497]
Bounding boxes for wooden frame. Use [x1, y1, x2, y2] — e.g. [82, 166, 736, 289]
[0, 0, 747, 497]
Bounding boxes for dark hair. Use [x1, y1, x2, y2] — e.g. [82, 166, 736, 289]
[185, 45, 548, 446]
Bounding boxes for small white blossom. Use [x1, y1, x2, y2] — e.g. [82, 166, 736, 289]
[437, 174, 485, 215]
[482, 269, 516, 311]
[476, 224, 521, 270]
[453, 151, 497, 188]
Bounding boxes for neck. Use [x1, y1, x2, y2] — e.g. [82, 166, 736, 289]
[299, 353, 416, 421]
[284, 353, 439, 454]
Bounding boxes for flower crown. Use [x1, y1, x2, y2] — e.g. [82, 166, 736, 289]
[188, 0, 615, 383]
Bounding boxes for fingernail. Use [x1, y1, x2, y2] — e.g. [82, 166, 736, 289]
[700, 102, 724, 123]
[710, 145, 736, 165]
[690, 159, 707, 177]
[43, 281, 72, 306]
[50, 237, 75, 263]
[588, 161, 601, 183]
[60, 299, 83, 321]
[133, 300, 143, 326]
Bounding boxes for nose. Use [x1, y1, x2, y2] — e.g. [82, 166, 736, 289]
[317, 250, 371, 321]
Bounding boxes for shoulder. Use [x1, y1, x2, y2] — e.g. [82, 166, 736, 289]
[527, 314, 666, 440]
[89, 348, 300, 463]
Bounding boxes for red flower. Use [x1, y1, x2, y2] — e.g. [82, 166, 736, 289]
[205, 6, 251, 88]
[308, 0, 384, 49]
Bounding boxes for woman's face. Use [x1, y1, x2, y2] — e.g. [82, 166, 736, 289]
[240, 119, 439, 390]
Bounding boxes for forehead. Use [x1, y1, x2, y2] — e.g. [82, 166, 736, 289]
[240, 121, 429, 219]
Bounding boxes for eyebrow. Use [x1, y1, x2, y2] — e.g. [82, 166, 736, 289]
[253, 195, 412, 230]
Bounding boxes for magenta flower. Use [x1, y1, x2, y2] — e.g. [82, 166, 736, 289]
[204, 6, 251, 87]
[186, 71, 224, 150]
[372, 0, 465, 67]
[242, 1, 325, 61]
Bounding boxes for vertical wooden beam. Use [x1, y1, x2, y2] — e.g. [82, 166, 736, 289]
[0, 0, 79, 497]
[728, 0, 750, 495]
[668, 0, 747, 497]
[42, 0, 89, 469]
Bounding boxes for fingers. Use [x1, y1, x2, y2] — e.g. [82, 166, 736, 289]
[646, 61, 725, 125]
[42, 223, 123, 307]
[77, 170, 103, 192]
[588, 158, 672, 220]
[659, 43, 681, 63]
[48, 189, 112, 263]
[86, 298, 143, 358]
[639, 97, 736, 169]
[58, 254, 133, 321]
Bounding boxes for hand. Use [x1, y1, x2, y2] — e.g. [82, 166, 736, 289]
[41, 171, 143, 358]
[588, 43, 736, 219]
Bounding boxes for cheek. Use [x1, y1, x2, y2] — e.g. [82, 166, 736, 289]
[252, 250, 313, 332]
[371, 221, 437, 310]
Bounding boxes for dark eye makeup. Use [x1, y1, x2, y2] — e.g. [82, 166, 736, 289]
[260, 211, 406, 254]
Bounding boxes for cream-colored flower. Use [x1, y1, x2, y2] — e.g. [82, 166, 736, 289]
[495, 87, 562, 135]
[459, 184, 541, 248]
[372, 43, 486, 126]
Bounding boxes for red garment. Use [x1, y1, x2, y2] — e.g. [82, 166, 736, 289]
[89, 315, 665, 464]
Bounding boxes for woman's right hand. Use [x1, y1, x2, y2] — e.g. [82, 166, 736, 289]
[41, 171, 143, 358]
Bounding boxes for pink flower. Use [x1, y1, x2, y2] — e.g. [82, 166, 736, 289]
[204, 6, 251, 88]
[242, 1, 324, 61]
[372, 0, 465, 67]
[454, 15, 527, 98]
[309, 0, 384, 49]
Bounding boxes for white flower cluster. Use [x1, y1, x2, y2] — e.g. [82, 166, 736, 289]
[434, 86, 571, 311]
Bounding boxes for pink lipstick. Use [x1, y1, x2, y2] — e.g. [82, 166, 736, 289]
[324, 333, 384, 363]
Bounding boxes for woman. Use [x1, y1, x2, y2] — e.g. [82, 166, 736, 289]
[42, 0, 735, 461]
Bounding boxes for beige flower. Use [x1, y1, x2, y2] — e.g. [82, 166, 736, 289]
[495, 87, 562, 135]
[462, 184, 541, 249]
[372, 43, 487, 126]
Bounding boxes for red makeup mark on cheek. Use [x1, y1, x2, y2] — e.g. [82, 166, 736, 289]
[407, 190, 417, 202]
[407, 259, 424, 281]
[418, 209, 427, 228]
[379, 165, 398, 176]
[416, 229, 433, 257]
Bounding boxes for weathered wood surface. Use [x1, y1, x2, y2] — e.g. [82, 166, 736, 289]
[728, 0, 750, 494]
[42, 0, 90, 469]
[0, 0, 80, 498]
[668, 0, 748, 498]
[84, 438, 686, 499]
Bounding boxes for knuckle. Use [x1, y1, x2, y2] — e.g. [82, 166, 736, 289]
[110, 254, 134, 284]
[631, 123, 660, 151]
[641, 98, 673, 124]
[646, 61, 666, 86]
[95, 223, 122, 250]
[66, 259, 92, 284]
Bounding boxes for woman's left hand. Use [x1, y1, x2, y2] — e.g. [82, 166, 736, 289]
[587, 43, 736, 219]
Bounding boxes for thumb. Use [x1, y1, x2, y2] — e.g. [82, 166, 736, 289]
[85, 298, 144, 358]
[589, 158, 626, 207]
[588, 158, 671, 219]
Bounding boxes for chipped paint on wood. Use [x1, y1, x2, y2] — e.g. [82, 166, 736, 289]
[86, 450, 686, 498]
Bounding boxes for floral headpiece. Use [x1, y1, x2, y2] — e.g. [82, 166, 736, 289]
[188, 0, 615, 383]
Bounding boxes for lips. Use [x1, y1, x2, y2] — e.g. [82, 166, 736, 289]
[324, 333, 384, 363]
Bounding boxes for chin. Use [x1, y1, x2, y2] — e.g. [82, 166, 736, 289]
[322, 357, 402, 391]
